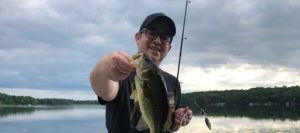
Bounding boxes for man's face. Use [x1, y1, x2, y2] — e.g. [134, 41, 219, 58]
[135, 20, 172, 66]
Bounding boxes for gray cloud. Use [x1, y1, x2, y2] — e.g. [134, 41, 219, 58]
[177, 0, 300, 70]
[0, 0, 299, 94]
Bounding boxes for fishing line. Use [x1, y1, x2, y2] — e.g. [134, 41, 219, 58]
[194, 101, 212, 130]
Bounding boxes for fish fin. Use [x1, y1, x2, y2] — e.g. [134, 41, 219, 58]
[136, 116, 149, 131]
[163, 109, 174, 131]
[130, 82, 138, 101]
[130, 101, 139, 120]
[130, 89, 138, 101]
[130, 82, 139, 120]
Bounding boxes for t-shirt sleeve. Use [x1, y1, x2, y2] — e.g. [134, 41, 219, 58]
[97, 96, 107, 105]
[96, 80, 128, 105]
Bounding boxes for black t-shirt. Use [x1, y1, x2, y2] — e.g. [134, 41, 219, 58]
[98, 70, 181, 133]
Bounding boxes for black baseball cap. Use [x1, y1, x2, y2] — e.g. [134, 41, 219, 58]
[139, 13, 176, 37]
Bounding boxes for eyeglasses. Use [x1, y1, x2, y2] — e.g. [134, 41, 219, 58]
[140, 29, 172, 44]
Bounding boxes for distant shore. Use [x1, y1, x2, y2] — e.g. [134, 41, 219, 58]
[1, 86, 300, 107]
[0, 93, 98, 106]
[181, 85, 300, 108]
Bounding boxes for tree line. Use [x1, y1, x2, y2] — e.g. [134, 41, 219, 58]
[181, 86, 300, 107]
[0, 93, 98, 106]
[1, 86, 299, 106]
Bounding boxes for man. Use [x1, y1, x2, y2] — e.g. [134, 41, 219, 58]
[90, 13, 193, 133]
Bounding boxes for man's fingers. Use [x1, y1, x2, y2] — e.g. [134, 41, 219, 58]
[117, 51, 129, 58]
[114, 52, 136, 71]
[187, 109, 193, 120]
[174, 107, 193, 127]
[108, 51, 137, 81]
[117, 51, 136, 68]
[184, 106, 193, 121]
[116, 59, 134, 73]
[174, 116, 181, 125]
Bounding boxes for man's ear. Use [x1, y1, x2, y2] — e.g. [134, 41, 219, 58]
[135, 32, 141, 41]
[135, 32, 143, 47]
[168, 44, 172, 52]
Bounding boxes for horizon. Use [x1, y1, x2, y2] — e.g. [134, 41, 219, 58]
[1, 85, 298, 100]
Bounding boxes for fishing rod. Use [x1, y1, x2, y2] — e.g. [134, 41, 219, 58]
[176, 0, 191, 80]
[175, 1, 213, 130]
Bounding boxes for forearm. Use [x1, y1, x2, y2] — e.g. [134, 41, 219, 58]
[90, 51, 135, 101]
[90, 57, 119, 101]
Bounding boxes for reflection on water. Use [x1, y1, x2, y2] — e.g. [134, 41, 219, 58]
[0, 106, 74, 118]
[192, 105, 300, 121]
[0, 106, 35, 117]
[0, 105, 299, 133]
[179, 116, 300, 133]
[0, 105, 106, 133]
[179, 105, 300, 133]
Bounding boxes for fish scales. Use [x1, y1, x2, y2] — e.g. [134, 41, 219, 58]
[131, 52, 172, 133]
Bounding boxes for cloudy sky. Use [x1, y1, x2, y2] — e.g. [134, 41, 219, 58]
[1, 0, 300, 100]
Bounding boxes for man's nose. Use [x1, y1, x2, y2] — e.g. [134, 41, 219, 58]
[153, 36, 162, 44]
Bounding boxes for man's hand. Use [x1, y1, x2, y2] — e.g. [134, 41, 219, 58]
[106, 51, 136, 81]
[90, 51, 136, 101]
[171, 107, 193, 132]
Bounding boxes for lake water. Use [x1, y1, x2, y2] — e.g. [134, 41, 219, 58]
[0, 105, 299, 133]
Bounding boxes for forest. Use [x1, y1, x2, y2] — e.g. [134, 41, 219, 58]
[181, 85, 300, 107]
[1, 86, 299, 106]
[0, 93, 97, 105]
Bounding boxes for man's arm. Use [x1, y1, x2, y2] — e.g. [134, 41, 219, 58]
[89, 51, 136, 101]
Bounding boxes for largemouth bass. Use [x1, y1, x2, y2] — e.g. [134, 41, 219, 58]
[130, 52, 173, 133]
